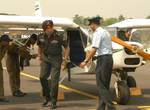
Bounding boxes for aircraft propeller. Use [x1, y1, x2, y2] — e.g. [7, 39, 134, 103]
[112, 36, 150, 60]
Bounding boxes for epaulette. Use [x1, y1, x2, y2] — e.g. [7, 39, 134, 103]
[53, 30, 63, 37]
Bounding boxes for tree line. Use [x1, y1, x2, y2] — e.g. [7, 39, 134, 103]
[73, 14, 150, 26]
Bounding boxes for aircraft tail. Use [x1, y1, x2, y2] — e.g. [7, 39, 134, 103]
[34, 1, 42, 16]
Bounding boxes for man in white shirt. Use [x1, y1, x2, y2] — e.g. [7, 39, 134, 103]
[80, 16, 116, 110]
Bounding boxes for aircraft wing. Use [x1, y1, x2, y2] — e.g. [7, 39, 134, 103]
[0, 15, 77, 30]
[108, 19, 150, 29]
[112, 36, 150, 60]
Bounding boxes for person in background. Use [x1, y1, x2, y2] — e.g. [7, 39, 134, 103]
[20, 34, 38, 70]
[0, 34, 11, 102]
[117, 28, 132, 41]
[125, 28, 132, 41]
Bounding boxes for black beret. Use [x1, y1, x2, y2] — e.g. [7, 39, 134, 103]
[30, 34, 37, 40]
[42, 20, 53, 30]
[0, 34, 12, 42]
[88, 16, 102, 25]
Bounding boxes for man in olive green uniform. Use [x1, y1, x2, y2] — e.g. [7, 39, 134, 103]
[37, 20, 69, 109]
[0, 34, 11, 102]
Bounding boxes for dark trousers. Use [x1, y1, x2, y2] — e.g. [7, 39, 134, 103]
[96, 55, 113, 110]
[20, 56, 30, 71]
[40, 55, 62, 104]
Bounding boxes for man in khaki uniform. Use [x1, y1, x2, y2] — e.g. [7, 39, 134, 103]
[6, 36, 37, 97]
[6, 43, 26, 97]
[0, 34, 11, 102]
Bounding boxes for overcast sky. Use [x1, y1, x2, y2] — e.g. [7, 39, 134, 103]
[0, 0, 150, 19]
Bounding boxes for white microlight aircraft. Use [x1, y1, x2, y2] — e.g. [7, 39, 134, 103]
[106, 19, 150, 104]
[0, 1, 150, 105]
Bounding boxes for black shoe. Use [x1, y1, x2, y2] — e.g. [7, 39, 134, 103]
[18, 90, 27, 95]
[50, 103, 56, 109]
[42, 99, 49, 107]
[0, 98, 9, 102]
[107, 103, 116, 110]
[42, 98, 51, 107]
[107, 107, 116, 110]
[13, 90, 26, 97]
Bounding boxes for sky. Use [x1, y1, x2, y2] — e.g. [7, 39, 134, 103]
[0, 0, 150, 19]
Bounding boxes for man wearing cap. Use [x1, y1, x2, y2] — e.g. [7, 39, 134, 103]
[37, 20, 69, 109]
[0, 34, 11, 102]
[80, 16, 116, 110]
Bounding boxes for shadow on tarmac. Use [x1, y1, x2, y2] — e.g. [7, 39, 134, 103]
[128, 88, 150, 106]
[2, 108, 37, 110]
[0, 92, 42, 105]
[63, 79, 150, 107]
[58, 102, 94, 108]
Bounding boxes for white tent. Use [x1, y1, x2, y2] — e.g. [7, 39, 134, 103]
[108, 19, 150, 29]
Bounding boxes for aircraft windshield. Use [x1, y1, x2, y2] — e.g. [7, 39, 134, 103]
[130, 29, 150, 48]
[106, 27, 150, 49]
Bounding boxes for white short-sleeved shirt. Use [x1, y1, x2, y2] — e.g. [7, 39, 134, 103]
[92, 27, 112, 56]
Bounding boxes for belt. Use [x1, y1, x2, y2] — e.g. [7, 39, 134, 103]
[92, 54, 112, 61]
[92, 56, 100, 61]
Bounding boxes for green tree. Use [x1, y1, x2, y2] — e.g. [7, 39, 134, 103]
[146, 15, 150, 19]
[118, 14, 125, 21]
[102, 18, 118, 26]
[73, 14, 80, 24]
[73, 14, 90, 26]
[83, 17, 89, 26]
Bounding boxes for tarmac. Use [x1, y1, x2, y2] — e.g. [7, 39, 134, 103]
[0, 58, 150, 110]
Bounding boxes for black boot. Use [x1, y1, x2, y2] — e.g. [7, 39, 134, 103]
[0, 98, 9, 102]
[50, 103, 56, 109]
[42, 97, 51, 107]
[107, 103, 116, 110]
[13, 90, 26, 97]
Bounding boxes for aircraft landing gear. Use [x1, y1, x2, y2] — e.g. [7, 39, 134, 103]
[127, 76, 136, 87]
[113, 80, 130, 105]
[119, 71, 137, 87]
[112, 70, 136, 105]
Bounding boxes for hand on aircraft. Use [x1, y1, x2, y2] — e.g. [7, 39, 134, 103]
[19, 46, 31, 59]
[38, 55, 43, 64]
[80, 61, 87, 68]
[31, 54, 38, 59]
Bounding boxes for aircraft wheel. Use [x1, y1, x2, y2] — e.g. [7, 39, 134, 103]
[113, 81, 130, 105]
[127, 76, 136, 87]
[120, 71, 128, 80]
